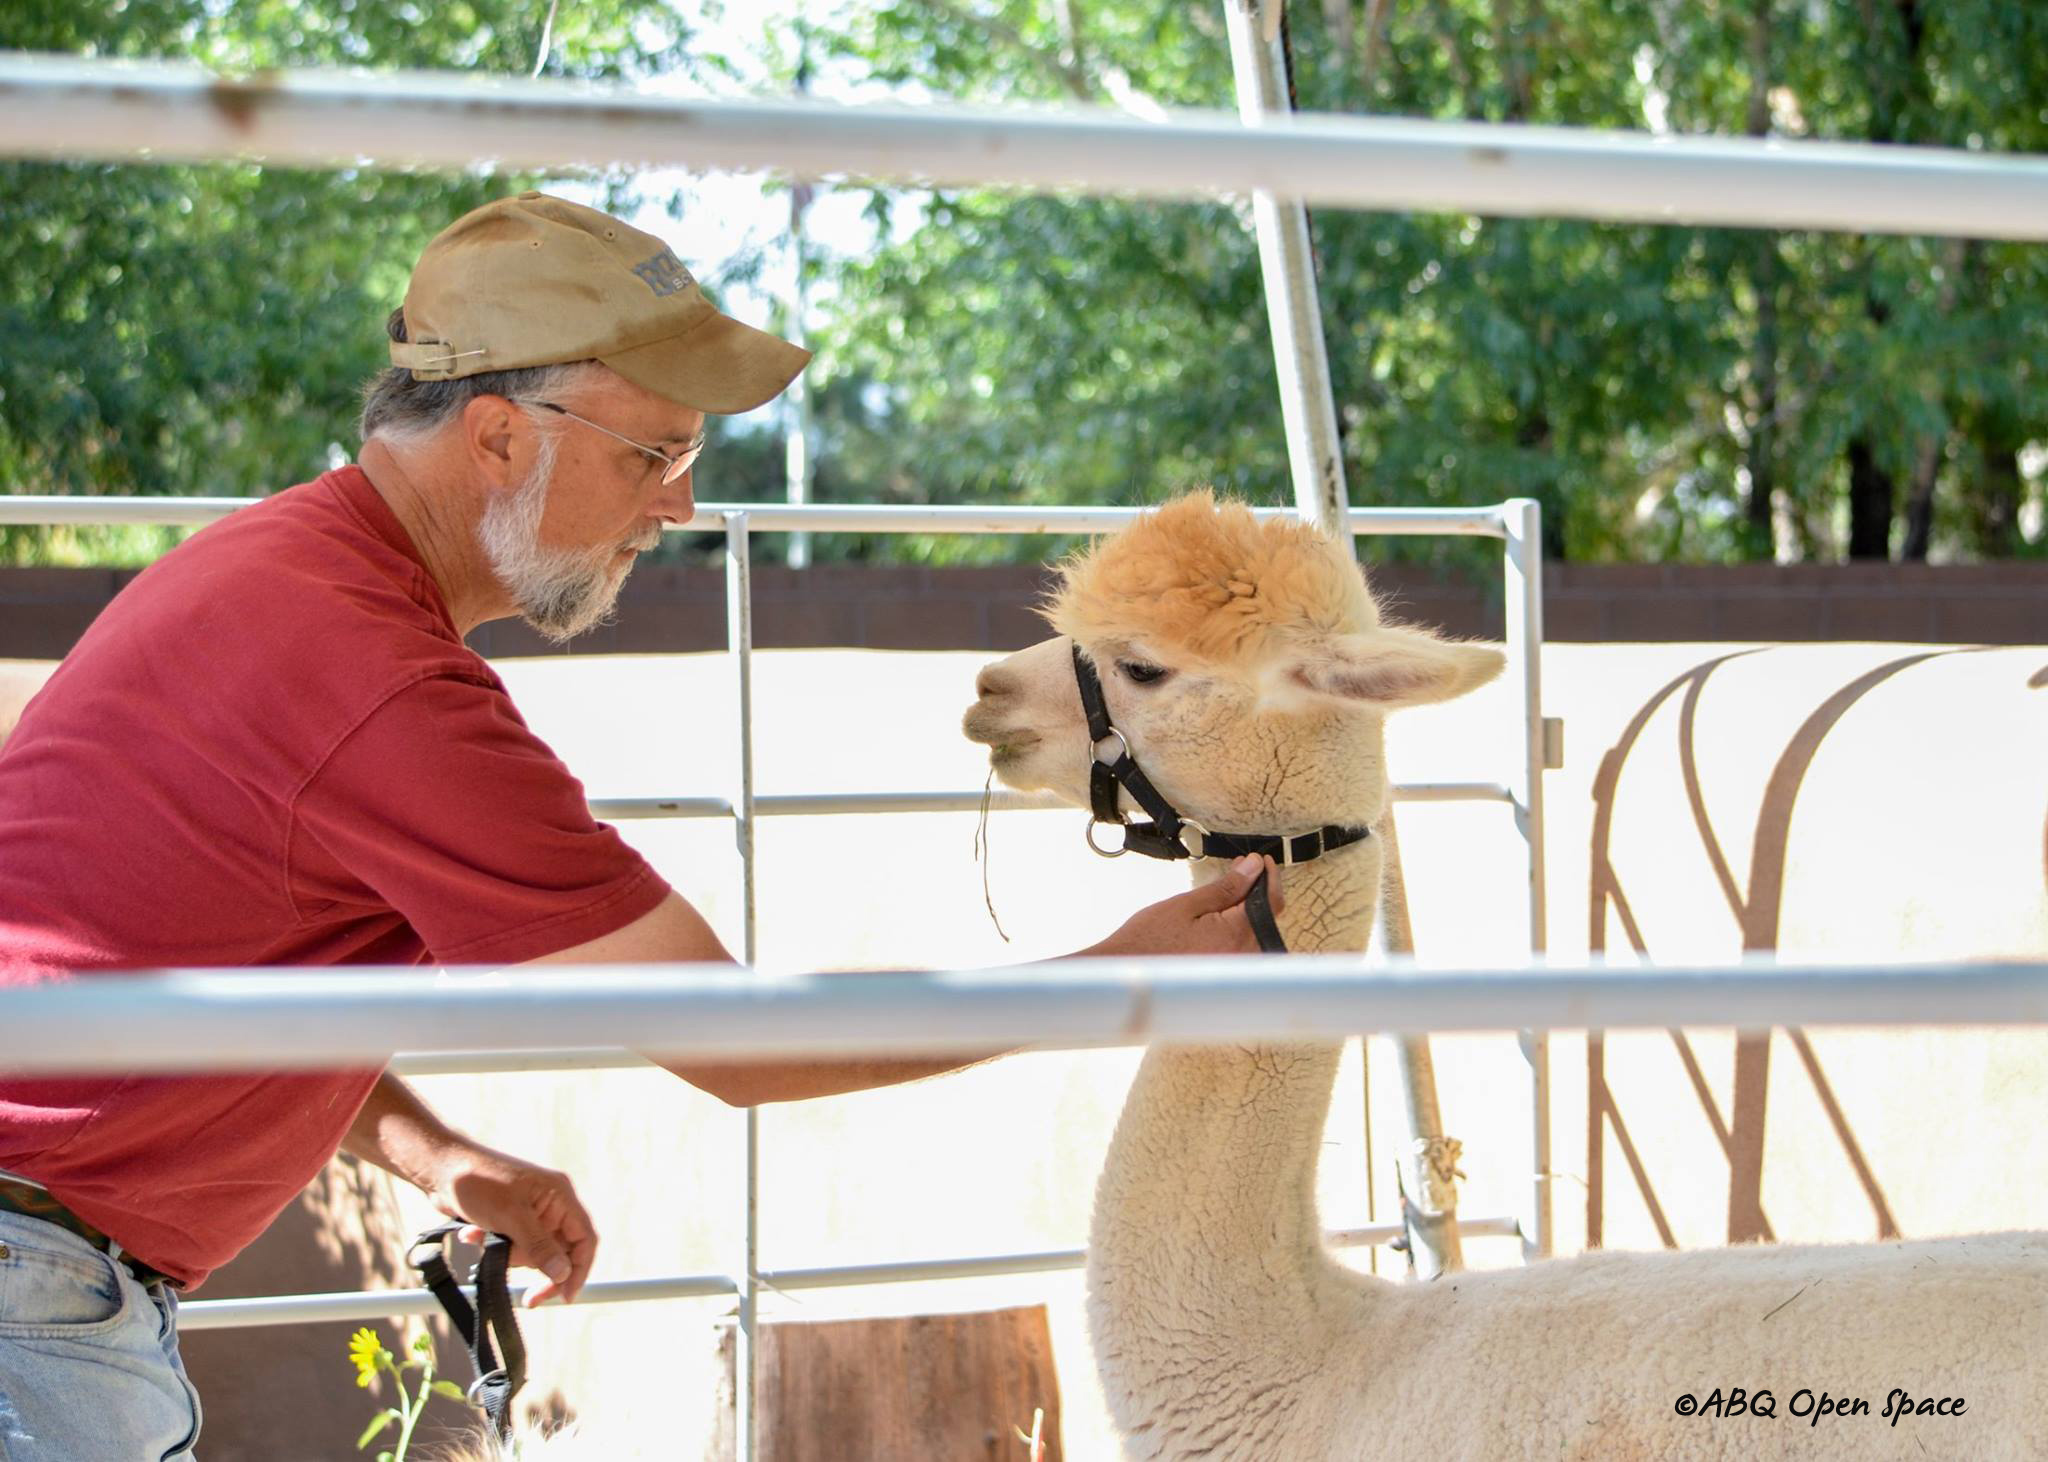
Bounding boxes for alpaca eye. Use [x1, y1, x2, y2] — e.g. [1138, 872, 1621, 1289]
[1118, 660, 1171, 686]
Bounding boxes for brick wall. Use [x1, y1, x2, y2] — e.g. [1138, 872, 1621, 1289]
[1544, 562, 2048, 644]
[2, 561, 2041, 660]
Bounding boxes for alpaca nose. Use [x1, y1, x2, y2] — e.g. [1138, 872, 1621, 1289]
[975, 664, 1016, 700]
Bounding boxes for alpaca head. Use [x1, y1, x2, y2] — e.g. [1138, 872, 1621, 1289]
[964, 491, 1505, 834]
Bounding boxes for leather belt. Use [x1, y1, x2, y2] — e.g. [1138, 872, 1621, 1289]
[0, 1174, 180, 1288]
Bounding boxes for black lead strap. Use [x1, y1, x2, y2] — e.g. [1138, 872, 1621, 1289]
[407, 1224, 527, 1443]
[1071, 641, 1371, 956]
[1242, 869, 1287, 954]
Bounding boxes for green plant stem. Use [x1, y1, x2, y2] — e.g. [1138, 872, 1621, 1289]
[388, 1362, 420, 1460]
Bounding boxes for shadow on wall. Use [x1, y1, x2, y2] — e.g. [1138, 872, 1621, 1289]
[1583, 647, 2048, 1253]
[178, 1157, 448, 1462]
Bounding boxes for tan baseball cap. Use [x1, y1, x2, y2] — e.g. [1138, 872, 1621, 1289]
[390, 191, 811, 414]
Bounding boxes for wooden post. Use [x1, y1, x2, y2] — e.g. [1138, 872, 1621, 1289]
[711, 1306, 1063, 1461]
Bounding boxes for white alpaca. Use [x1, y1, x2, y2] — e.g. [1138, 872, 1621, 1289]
[429, 1427, 582, 1462]
[964, 491, 2048, 1460]
[428, 1415, 639, 1462]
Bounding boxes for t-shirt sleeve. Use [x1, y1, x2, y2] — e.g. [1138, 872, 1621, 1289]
[290, 672, 671, 963]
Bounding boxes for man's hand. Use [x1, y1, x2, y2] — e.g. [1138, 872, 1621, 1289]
[344, 1076, 600, 1307]
[427, 1141, 598, 1309]
[1082, 853, 1283, 958]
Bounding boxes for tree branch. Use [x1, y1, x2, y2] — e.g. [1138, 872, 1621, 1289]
[1360, 0, 1393, 98]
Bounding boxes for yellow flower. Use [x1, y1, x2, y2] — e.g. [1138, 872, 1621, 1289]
[348, 1327, 388, 1389]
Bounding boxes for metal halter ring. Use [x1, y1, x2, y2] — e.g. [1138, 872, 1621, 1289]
[1176, 818, 1211, 860]
[1091, 725, 1130, 765]
[1085, 819, 1129, 858]
[466, 1368, 507, 1407]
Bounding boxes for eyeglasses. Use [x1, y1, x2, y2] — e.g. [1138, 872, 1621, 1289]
[531, 400, 705, 486]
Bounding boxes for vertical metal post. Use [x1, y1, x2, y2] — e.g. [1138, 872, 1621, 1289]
[1360, 1035, 1376, 1275]
[784, 26, 817, 571]
[1374, 821, 1464, 1278]
[784, 209, 816, 568]
[1222, 0, 1347, 526]
[1223, 0, 1461, 1277]
[724, 514, 761, 1459]
[1502, 497, 1553, 1261]
[726, 524, 759, 961]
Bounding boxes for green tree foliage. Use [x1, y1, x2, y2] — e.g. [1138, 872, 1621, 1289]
[5, 2, 2044, 569]
[0, 0, 694, 562]
[796, 0, 2048, 565]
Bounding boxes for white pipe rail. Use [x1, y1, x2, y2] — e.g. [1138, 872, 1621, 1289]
[176, 1271, 737, 1331]
[175, 1215, 1526, 1331]
[591, 791, 1058, 820]
[2, 54, 2046, 240]
[391, 1047, 646, 1076]
[0, 496, 1510, 538]
[2, 961, 2044, 1075]
[588, 783, 1508, 823]
[692, 504, 1505, 537]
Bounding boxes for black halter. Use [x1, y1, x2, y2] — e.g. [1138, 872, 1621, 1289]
[408, 1224, 528, 1444]
[1072, 642, 1373, 954]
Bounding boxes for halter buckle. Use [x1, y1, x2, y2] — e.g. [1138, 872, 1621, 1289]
[1085, 819, 1129, 858]
[1176, 818, 1211, 860]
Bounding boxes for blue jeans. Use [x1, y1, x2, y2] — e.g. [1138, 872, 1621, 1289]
[0, 1210, 202, 1460]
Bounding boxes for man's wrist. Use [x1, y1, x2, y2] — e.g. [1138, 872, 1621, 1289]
[345, 1076, 475, 1197]
[408, 1127, 478, 1204]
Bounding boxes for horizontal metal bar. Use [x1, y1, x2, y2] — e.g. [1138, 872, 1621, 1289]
[590, 791, 1067, 821]
[1327, 1213, 1523, 1249]
[0, 495, 250, 526]
[761, 1215, 1523, 1292]
[175, 1271, 737, 1330]
[390, 1047, 648, 1076]
[592, 787, 1499, 826]
[756, 789, 1065, 817]
[2, 960, 2044, 1075]
[761, 1250, 1089, 1292]
[175, 1214, 1525, 1330]
[1388, 781, 1514, 805]
[1, 55, 2044, 239]
[685, 504, 1507, 539]
[0, 496, 1508, 538]
[586, 796, 733, 821]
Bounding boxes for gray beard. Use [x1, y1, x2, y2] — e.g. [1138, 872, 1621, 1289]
[477, 438, 655, 644]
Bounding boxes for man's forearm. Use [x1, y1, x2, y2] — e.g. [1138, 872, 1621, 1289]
[342, 1073, 466, 1194]
[649, 866, 1271, 1106]
[655, 1053, 1003, 1107]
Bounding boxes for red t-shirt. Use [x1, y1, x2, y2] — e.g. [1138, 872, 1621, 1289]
[0, 467, 671, 1287]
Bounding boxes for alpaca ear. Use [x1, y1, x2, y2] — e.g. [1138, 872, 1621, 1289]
[1286, 625, 1506, 709]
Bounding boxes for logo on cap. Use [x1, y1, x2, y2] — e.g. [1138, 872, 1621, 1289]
[631, 248, 696, 298]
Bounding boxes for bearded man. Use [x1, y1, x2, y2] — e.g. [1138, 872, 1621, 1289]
[0, 192, 1277, 1458]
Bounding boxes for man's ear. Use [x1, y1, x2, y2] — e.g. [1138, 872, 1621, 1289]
[461, 393, 524, 488]
[1285, 625, 1506, 709]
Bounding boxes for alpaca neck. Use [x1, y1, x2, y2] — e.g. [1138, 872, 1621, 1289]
[1087, 841, 1383, 1443]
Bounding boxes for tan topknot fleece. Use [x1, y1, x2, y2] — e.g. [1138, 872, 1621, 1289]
[1044, 490, 1379, 668]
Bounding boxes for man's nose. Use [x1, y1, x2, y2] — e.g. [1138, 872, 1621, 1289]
[652, 467, 695, 527]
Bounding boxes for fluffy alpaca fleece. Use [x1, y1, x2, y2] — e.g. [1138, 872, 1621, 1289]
[427, 1422, 616, 1461]
[965, 491, 2048, 1461]
[1046, 490, 1381, 669]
